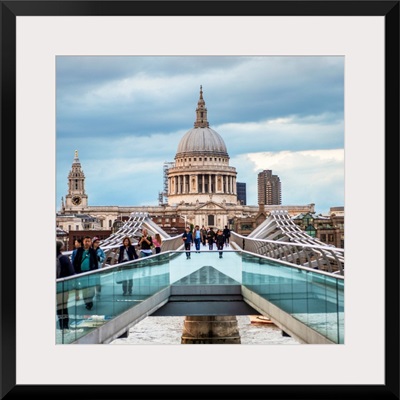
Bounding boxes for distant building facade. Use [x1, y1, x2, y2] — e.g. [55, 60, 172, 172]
[257, 169, 281, 205]
[292, 207, 344, 248]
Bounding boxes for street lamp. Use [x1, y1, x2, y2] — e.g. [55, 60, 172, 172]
[178, 214, 187, 227]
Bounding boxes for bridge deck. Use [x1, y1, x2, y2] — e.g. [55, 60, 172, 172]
[57, 245, 343, 345]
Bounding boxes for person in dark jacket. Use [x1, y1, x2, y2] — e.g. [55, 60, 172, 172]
[182, 226, 193, 259]
[200, 226, 207, 247]
[71, 237, 83, 265]
[117, 236, 139, 295]
[73, 236, 98, 310]
[92, 236, 106, 298]
[223, 225, 231, 247]
[71, 238, 83, 300]
[206, 227, 215, 250]
[215, 229, 225, 258]
[56, 240, 76, 330]
[138, 228, 153, 258]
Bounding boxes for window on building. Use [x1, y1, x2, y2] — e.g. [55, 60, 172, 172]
[241, 224, 253, 230]
[305, 224, 316, 238]
[328, 234, 334, 242]
[320, 234, 326, 242]
[109, 220, 112, 228]
[76, 225, 79, 230]
[304, 215, 313, 226]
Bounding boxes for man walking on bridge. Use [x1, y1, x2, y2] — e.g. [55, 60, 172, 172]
[182, 226, 193, 259]
[193, 225, 201, 252]
[73, 236, 98, 310]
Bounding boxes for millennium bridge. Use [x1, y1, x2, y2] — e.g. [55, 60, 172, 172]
[56, 210, 344, 345]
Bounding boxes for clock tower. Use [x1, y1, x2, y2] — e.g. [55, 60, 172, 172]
[65, 150, 88, 210]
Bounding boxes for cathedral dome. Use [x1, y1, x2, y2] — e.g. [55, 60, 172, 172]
[166, 86, 237, 207]
[176, 127, 228, 157]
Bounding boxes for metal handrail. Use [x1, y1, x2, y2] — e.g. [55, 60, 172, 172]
[230, 231, 344, 275]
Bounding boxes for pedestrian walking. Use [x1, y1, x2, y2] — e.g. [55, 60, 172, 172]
[71, 238, 83, 300]
[193, 225, 201, 252]
[138, 228, 153, 258]
[92, 236, 105, 298]
[182, 226, 193, 259]
[223, 225, 231, 247]
[153, 233, 162, 254]
[216, 229, 225, 258]
[56, 240, 76, 331]
[207, 227, 215, 250]
[117, 236, 139, 295]
[201, 225, 207, 246]
[72, 235, 98, 310]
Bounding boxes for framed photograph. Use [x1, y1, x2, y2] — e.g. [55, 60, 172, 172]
[2, 0, 398, 398]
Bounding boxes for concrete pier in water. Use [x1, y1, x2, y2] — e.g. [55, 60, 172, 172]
[181, 315, 241, 344]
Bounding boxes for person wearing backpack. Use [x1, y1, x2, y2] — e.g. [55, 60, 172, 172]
[56, 240, 76, 331]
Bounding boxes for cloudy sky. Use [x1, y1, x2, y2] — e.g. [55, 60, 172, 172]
[56, 56, 344, 215]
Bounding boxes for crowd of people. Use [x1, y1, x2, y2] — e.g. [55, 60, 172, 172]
[56, 225, 232, 331]
[56, 229, 163, 331]
[181, 225, 231, 259]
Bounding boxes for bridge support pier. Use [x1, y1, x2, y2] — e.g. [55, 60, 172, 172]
[181, 316, 241, 344]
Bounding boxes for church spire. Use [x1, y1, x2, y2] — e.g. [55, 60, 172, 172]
[66, 149, 88, 209]
[194, 85, 209, 128]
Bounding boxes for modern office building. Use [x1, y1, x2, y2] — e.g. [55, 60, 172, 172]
[236, 182, 247, 205]
[257, 169, 281, 205]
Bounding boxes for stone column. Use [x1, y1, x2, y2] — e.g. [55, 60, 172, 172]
[181, 316, 241, 344]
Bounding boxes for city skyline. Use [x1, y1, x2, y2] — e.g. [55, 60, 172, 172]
[56, 56, 344, 215]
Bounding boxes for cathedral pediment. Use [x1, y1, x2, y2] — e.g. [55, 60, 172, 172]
[195, 201, 226, 211]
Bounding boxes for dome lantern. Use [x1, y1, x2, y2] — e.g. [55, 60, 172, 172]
[175, 86, 228, 158]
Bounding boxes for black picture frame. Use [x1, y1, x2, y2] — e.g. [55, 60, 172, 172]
[1, 1, 399, 398]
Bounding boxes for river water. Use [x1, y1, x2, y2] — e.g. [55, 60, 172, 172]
[110, 315, 300, 345]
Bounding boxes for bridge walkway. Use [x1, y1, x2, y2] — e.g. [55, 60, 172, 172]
[56, 244, 344, 345]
